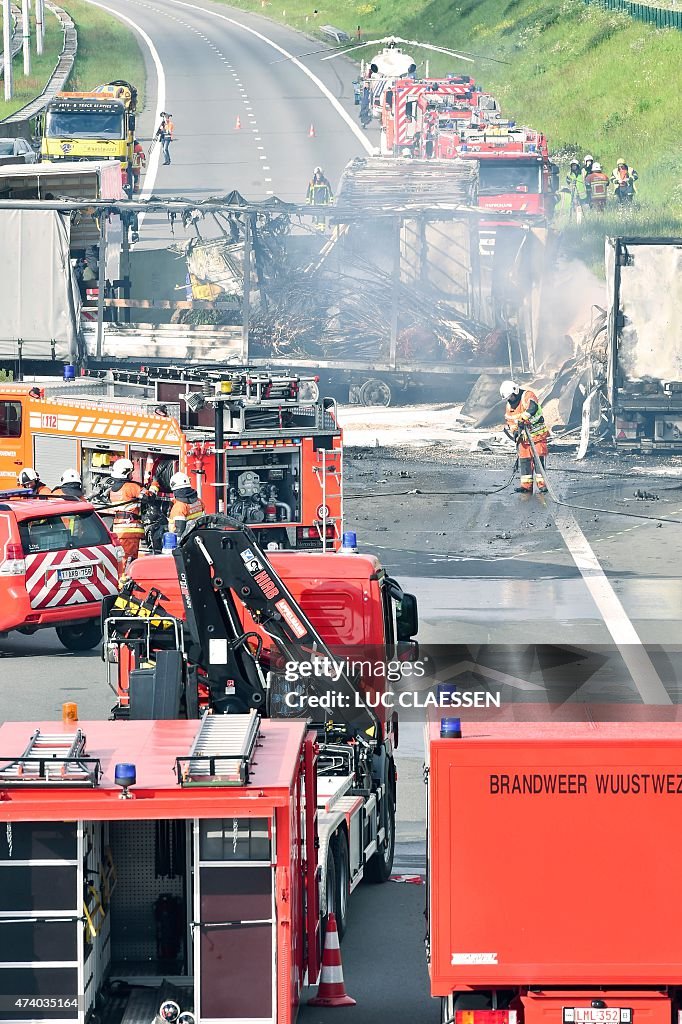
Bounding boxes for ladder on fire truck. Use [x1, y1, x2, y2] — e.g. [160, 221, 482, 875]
[175, 710, 261, 787]
[0, 728, 101, 786]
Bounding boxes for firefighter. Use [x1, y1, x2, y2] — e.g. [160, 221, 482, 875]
[155, 113, 174, 166]
[52, 469, 85, 501]
[500, 380, 549, 495]
[566, 160, 587, 206]
[168, 472, 205, 538]
[582, 153, 595, 178]
[585, 161, 609, 211]
[552, 186, 573, 229]
[611, 159, 638, 204]
[106, 458, 147, 564]
[131, 139, 147, 192]
[17, 467, 51, 496]
[306, 167, 333, 206]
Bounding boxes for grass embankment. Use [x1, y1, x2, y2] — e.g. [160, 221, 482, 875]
[223, 0, 682, 262]
[0, 0, 145, 121]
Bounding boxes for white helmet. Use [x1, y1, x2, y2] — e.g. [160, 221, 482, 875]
[170, 472, 191, 491]
[592, 161, 602, 172]
[111, 458, 134, 480]
[158, 1002, 180, 1024]
[60, 468, 81, 485]
[584, 153, 594, 163]
[313, 166, 323, 175]
[500, 380, 520, 401]
[17, 467, 38, 486]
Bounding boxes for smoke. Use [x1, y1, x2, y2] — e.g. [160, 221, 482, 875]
[536, 258, 606, 369]
[618, 244, 682, 383]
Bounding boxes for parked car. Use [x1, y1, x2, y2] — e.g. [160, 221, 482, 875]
[0, 137, 37, 163]
[0, 497, 124, 650]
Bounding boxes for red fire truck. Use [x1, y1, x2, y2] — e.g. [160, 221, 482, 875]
[0, 715, 322, 1024]
[426, 714, 682, 1024]
[0, 368, 342, 551]
[379, 76, 499, 154]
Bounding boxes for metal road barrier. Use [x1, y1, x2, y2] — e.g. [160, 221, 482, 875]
[584, 0, 682, 30]
[1, 2, 77, 126]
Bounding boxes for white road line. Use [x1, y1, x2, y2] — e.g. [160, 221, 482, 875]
[161, 0, 374, 155]
[82, 0, 165, 228]
[551, 505, 672, 705]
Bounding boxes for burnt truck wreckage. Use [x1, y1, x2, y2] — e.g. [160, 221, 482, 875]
[0, 169, 552, 404]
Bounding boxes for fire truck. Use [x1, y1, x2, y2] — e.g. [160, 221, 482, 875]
[0, 369, 342, 550]
[426, 714, 682, 1024]
[379, 76, 499, 155]
[0, 520, 418, 1024]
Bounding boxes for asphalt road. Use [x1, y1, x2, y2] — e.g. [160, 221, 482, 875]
[96, 0, 376, 248]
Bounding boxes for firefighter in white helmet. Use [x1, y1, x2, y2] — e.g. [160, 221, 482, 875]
[52, 469, 85, 501]
[168, 472, 205, 538]
[17, 467, 51, 497]
[500, 380, 549, 494]
[106, 458, 147, 564]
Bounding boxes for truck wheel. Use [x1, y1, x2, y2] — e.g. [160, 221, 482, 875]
[333, 832, 350, 940]
[359, 378, 391, 407]
[56, 620, 102, 652]
[322, 843, 337, 934]
[364, 763, 395, 883]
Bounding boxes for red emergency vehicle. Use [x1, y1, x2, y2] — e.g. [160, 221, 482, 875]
[0, 715, 322, 1024]
[0, 496, 123, 649]
[427, 716, 682, 1024]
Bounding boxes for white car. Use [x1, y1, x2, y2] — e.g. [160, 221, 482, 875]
[0, 137, 37, 162]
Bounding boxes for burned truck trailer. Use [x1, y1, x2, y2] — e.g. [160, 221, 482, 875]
[606, 237, 682, 451]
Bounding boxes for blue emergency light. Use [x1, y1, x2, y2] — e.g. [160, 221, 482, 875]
[162, 532, 178, 551]
[63, 364, 76, 381]
[114, 763, 136, 798]
[341, 531, 358, 551]
[440, 717, 462, 739]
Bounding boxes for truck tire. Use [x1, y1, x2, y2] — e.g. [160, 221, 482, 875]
[56, 619, 102, 652]
[322, 843, 337, 935]
[364, 761, 395, 883]
[333, 831, 350, 940]
[359, 378, 392, 407]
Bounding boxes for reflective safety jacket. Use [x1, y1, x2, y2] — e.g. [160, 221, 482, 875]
[109, 479, 145, 537]
[307, 177, 333, 205]
[168, 488, 205, 537]
[585, 171, 609, 201]
[505, 388, 549, 442]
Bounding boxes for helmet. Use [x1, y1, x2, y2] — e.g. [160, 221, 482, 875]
[569, 159, 579, 167]
[178, 1014, 195, 1024]
[158, 1002, 180, 1024]
[592, 162, 602, 172]
[170, 472, 191, 491]
[17, 467, 38, 486]
[584, 153, 594, 162]
[111, 458, 134, 480]
[60, 468, 81, 485]
[616, 157, 627, 167]
[313, 166, 322, 174]
[500, 380, 520, 401]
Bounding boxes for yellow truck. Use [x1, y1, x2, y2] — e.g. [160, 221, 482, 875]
[39, 80, 138, 190]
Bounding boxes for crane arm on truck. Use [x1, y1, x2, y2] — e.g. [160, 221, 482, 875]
[173, 513, 380, 738]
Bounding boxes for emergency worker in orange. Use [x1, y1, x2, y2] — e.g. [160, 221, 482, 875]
[17, 468, 51, 496]
[168, 472, 205, 538]
[106, 458, 147, 563]
[500, 380, 549, 494]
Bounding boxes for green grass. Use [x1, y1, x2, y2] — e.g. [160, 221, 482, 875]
[220, 0, 682, 251]
[0, 0, 146, 121]
[0, 8, 63, 120]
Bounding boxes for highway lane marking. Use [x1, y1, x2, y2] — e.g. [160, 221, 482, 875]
[550, 505, 672, 705]
[82, 0, 166, 228]
[158, 0, 374, 156]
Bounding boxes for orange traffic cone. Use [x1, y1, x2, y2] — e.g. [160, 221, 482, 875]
[308, 123, 316, 138]
[235, 115, 242, 129]
[307, 913, 356, 1007]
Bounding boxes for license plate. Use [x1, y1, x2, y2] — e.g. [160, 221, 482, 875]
[57, 565, 94, 581]
[564, 1010, 631, 1024]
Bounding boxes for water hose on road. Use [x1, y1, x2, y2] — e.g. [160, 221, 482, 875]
[344, 457, 519, 500]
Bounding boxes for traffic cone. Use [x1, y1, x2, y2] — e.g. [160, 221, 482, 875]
[308, 123, 316, 138]
[234, 115, 241, 129]
[307, 913, 356, 1007]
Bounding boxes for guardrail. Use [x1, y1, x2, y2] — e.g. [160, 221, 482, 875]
[0, 4, 23, 79]
[584, 0, 682, 29]
[1, 2, 77, 126]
